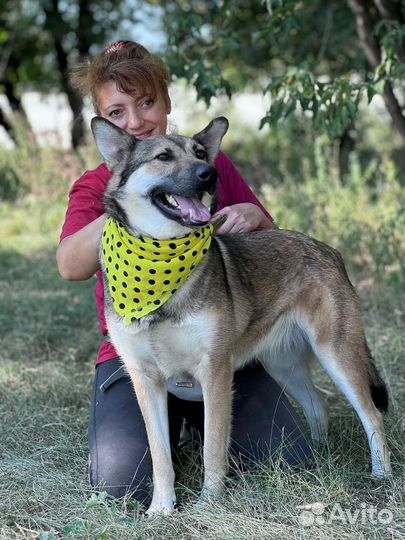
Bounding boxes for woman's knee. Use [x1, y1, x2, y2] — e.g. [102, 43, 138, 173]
[231, 362, 315, 468]
[89, 436, 153, 502]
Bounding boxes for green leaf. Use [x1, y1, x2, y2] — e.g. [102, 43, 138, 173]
[373, 80, 386, 95]
[62, 521, 88, 537]
[259, 115, 272, 129]
[392, 63, 405, 80]
[347, 101, 358, 121]
[298, 95, 312, 110]
[367, 85, 376, 104]
[303, 85, 315, 99]
[269, 98, 286, 125]
[85, 491, 109, 509]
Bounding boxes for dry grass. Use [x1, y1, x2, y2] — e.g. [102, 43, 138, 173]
[0, 137, 404, 540]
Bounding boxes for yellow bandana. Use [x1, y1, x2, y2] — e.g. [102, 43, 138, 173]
[102, 218, 213, 324]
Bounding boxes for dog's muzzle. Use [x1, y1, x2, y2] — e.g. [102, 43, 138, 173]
[194, 164, 217, 192]
[152, 165, 218, 227]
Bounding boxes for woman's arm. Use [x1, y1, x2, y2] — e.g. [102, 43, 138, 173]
[56, 214, 107, 281]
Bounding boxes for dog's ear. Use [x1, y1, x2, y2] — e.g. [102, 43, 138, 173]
[193, 117, 229, 163]
[91, 116, 135, 169]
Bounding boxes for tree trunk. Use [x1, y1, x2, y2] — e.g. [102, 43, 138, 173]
[1, 79, 35, 144]
[4, 81, 23, 113]
[53, 40, 85, 149]
[348, 0, 405, 142]
[43, 0, 85, 149]
[374, 0, 405, 63]
[0, 106, 16, 144]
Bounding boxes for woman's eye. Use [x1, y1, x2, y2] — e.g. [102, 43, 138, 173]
[109, 109, 121, 118]
[195, 148, 206, 160]
[142, 99, 154, 109]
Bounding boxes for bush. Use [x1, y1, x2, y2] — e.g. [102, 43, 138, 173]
[259, 136, 404, 287]
[219, 110, 404, 288]
[0, 128, 100, 253]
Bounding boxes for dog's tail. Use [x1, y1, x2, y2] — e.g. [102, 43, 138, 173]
[366, 343, 389, 413]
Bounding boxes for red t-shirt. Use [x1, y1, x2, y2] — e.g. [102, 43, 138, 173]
[60, 151, 273, 364]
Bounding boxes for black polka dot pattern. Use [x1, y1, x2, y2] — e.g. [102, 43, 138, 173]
[102, 218, 213, 324]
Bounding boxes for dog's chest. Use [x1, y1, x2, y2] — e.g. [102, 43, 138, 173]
[110, 311, 217, 380]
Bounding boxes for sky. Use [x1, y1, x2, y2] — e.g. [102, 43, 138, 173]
[117, 2, 167, 52]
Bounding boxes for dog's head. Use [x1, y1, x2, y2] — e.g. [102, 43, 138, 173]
[91, 116, 229, 239]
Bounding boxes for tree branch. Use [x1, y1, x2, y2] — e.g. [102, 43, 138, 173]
[348, 0, 405, 141]
[374, 0, 404, 23]
[348, 0, 381, 67]
[374, 0, 405, 63]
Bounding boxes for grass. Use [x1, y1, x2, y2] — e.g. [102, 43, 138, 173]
[0, 129, 404, 539]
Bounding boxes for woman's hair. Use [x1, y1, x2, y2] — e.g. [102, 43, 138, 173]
[70, 41, 170, 113]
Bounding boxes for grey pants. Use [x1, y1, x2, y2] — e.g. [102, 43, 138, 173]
[88, 358, 314, 502]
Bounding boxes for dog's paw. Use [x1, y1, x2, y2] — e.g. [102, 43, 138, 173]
[146, 494, 177, 517]
[193, 494, 213, 511]
[370, 453, 392, 480]
[193, 483, 224, 509]
[146, 505, 176, 517]
[370, 469, 393, 481]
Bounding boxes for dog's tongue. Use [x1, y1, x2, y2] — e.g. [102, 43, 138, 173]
[174, 195, 211, 222]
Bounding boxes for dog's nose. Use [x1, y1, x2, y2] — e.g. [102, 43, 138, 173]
[196, 164, 216, 182]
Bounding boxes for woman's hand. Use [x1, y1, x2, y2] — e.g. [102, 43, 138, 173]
[211, 203, 277, 234]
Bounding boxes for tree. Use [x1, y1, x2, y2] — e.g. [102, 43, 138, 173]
[348, 0, 405, 139]
[154, 0, 405, 142]
[0, 0, 57, 143]
[1, 0, 127, 148]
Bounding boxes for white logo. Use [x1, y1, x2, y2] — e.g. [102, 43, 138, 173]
[298, 502, 393, 527]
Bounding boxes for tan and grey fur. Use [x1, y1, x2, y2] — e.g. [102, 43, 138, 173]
[91, 116, 391, 515]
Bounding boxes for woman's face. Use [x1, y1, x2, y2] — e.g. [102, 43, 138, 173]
[96, 80, 170, 139]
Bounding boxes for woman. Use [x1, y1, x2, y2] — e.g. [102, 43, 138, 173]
[57, 40, 313, 503]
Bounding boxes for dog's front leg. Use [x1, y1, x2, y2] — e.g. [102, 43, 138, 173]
[199, 357, 233, 501]
[125, 365, 176, 515]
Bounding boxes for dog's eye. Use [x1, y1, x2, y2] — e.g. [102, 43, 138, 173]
[156, 152, 172, 161]
[195, 148, 206, 160]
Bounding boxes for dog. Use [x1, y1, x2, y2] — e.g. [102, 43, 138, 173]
[91, 116, 391, 515]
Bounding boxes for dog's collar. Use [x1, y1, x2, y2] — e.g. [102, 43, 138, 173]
[102, 218, 214, 324]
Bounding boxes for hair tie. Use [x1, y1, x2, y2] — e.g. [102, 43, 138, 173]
[104, 41, 130, 54]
